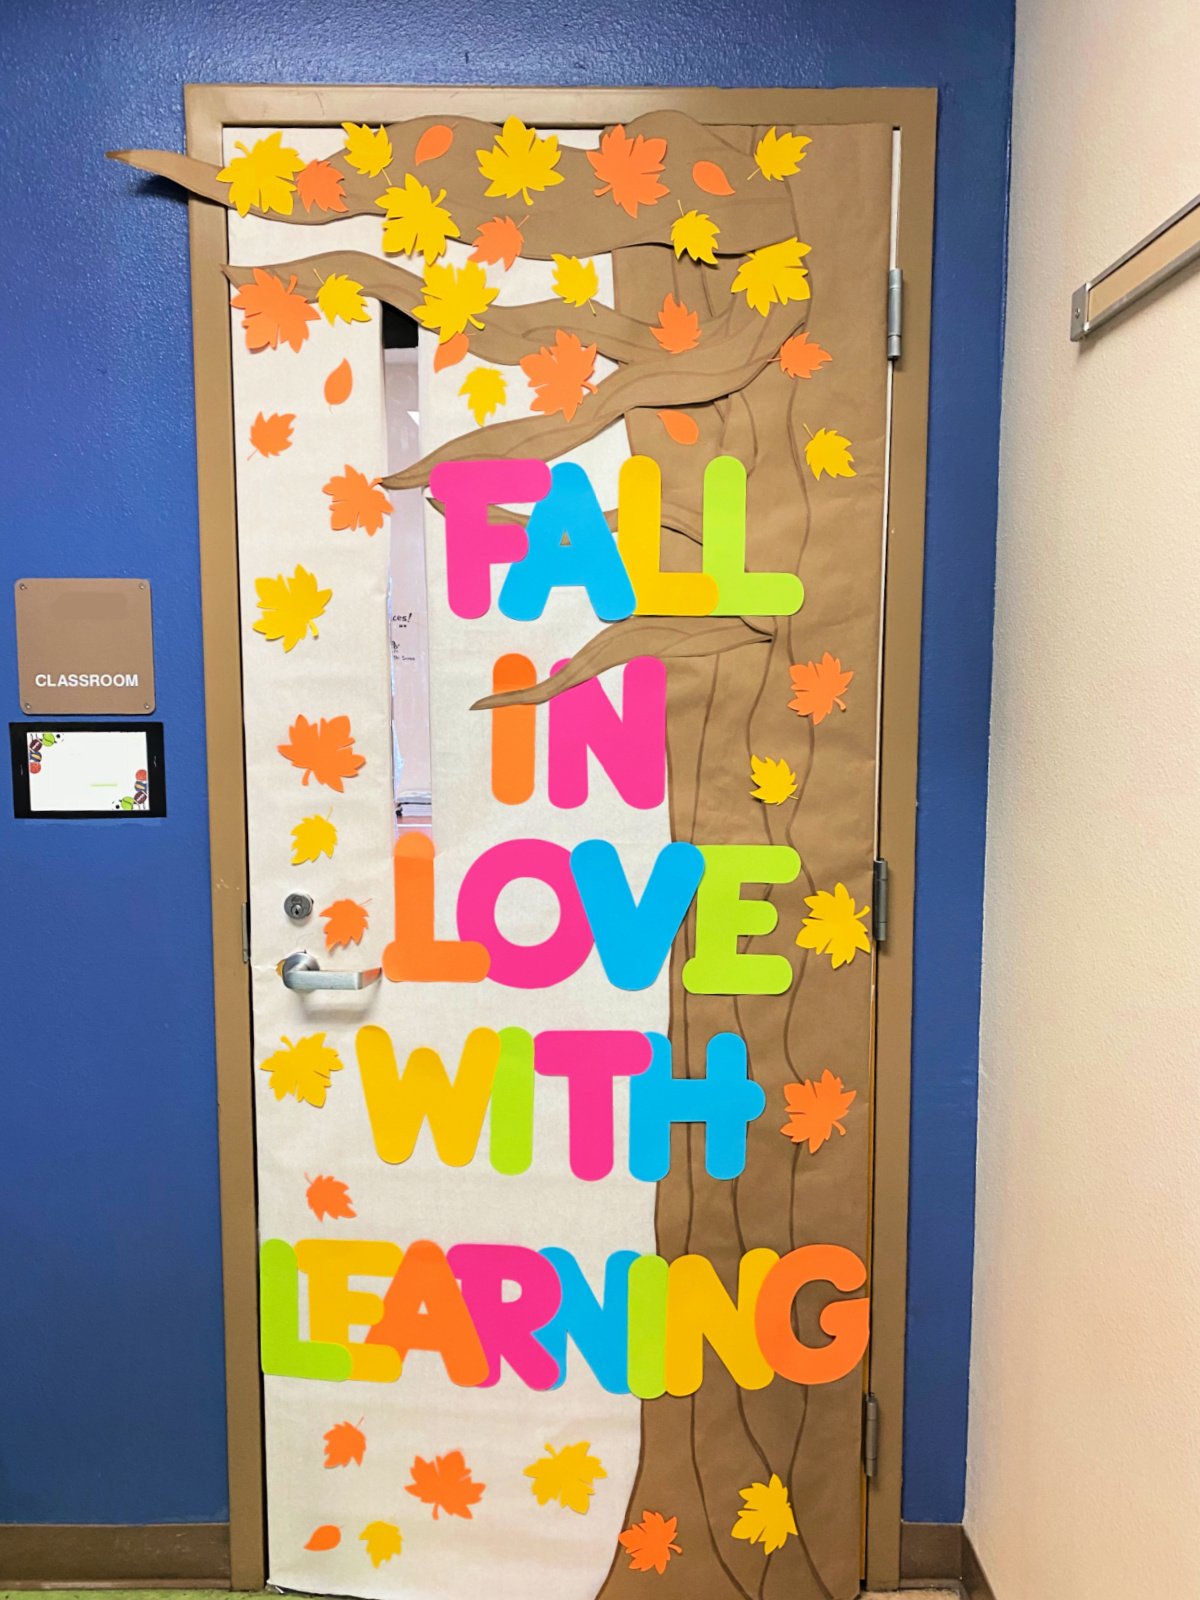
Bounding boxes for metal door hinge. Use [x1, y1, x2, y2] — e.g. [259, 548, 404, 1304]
[241, 901, 250, 964]
[863, 1392, 880, 1479]
[886, 268, 902, 360]
[872, 859, 889, 946]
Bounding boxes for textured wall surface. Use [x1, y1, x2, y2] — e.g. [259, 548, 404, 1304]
[0, 0, 1012, 1526]
[969, 0, 1200, 1591]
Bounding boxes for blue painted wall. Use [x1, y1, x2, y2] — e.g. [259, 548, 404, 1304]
[0, 0, 1011, 1529]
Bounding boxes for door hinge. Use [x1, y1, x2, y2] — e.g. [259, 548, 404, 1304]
[863, 1392, 880, 1479]
[241, 900, 250, 965]
[887, 267, 902, 360]
[872, 859, 889, 946]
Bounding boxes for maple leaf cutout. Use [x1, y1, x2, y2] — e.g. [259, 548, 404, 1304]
[750, 755, 797, 804]
[317, 273, 371, 326]
[477, 116, 564, 205]
[414, 260, 498, 343]
[460, 367, 507, 426]
[248, 411, 294, 457]
[521, 331, 597, 422]
[470, 215, 524, 270]
[376, 175, 461, 263]
[789, 653, 853, 724]
[230, 269, 318, 353]
[552, 254, 599, 309]
[652, 293, 701, 354]
[296, 158, 347, 214]
[323, 1418, 366, 1466]
[304, 1524, 341, 1552]
[321, 898, 369, 951]
[414, 124, 454, 165]
[753, 127, 812, 181]
[618, 1511, 682, 1574]
[342, 121, 392, 177]
[278, 714, 365, 791]
[781, 1070, 858, 1153]
[406, 1450, 485, 1520]
[779, 331, 831, 379]
[291, 813, 337, 865]
[252, 565, 332, 652]
[359, 1520, 403, 1568]
[259, 1032, 344, 1107]
[731, 1474, 798, 1555]
[796, 883, 871, 969]
[524, 1441, 607, 1513]
[308, 1175, 357, 1223]
[731, 238, 812, 316]
[805, 428, 856, 481]
[587, 124, 669, 216]
[217, 131, 303, 216]
[672, 209, 720, 264]
[323, 466, 393, 535]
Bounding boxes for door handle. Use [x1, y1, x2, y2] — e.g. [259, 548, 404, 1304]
[278, 950, 382, 992]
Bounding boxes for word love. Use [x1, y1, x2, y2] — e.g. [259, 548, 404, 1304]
[384, 834, 801, 995]
[261, 1235, 869, 1396]
[434, 454, 805, 621]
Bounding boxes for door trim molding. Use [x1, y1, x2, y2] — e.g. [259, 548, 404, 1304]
[183, 81, 936, 1593]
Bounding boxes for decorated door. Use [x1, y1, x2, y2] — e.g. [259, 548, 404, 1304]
[121, 96, 896, 1600]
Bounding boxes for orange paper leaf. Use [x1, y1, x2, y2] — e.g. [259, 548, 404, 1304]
[230, 268, 318, 353]
[305, 1524, 341, 1552]
[433, 331, 470, 371]
[323, 465, 393, 535]
[414, 123, 454, 165]
[692, 159, 735, 196]
[323, 1418, 366, 1467]
[657, 409, 700, 445]
[278, 714, 365, 792]
[651, 293, 701, 354]
[307, 1174, 357, 1223]
[406, 1450, 485, 1520]
[618, 1510, 682, 1574]
[320, 897, 369, 950]
[788, 653, 853, 724]
[779, 331, 832, 379]
[296, 158, 348, 214]
[781, 1070, 858, 1153]
[469, 215, 525, 270]
[586, 124, 668, 217]
[249, 411, 294, 456]
[324, 358, 353, 406]
[520, 330, 598, 422]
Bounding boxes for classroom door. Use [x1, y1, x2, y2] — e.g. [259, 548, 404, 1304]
[129, 96, 897, 1600]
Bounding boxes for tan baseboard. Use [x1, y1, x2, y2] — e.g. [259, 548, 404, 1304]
[0, 1522, 230, 1588]
[899, 1522, 996, 1599]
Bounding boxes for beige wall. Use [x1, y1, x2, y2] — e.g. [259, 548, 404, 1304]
[968, 1, 1200, 1595]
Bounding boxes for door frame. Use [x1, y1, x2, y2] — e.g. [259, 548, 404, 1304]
[184, 81, 934, 1592]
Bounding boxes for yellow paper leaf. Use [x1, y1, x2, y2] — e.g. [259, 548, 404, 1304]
[671, 208, 720, 264]
[252, 565, 332, 652]
[216, 131, 303, 217]
[258, 1032, 344, 1107]
[754, 126, 811, 181]
[523, 1441, 607, 1514]
[749, 754, 797, 804]
[731, 1473, 798, 1555]
[460, 367, 507, 426]
[804, 427, 856, 481]
[316, 273, 371, 326]
[342, 122, 393, 178]
[375, 174, 461, 263]
[477, 116, 564, 206]
[359, 1520, 403, 1568]
[795, 882, 871, 968]
[552, 254, 599, 309]
[414, 260, 498, 343]
[731, 237, 812, 316]
[290, 813, 337, 866]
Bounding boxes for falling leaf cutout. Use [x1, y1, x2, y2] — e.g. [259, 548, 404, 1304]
[217, 131, 303, 216]
[342, 122, 393, 178]
[804, 428, 856, 481]
[749, 754, 797, 804]
[414, 123, 454, 165]
[278, 714, 365, 791]
[252, 565, 331, 652]
[779, 331, 832, 378]
[230, 268, 318, 353]
[753, 127, 811, 181]
[618, 1511, 682, 1574]
[460, 367, 507, 425]
[692, 159, 735, 196]
[657, 409, 700, 445]
[781, 1070, 858, 1153]
[552, 254, 599, 309]
[521, 331, 598, 421]
[470, 215, 524, 270]
[477, 117, 564, 206]
[296, 158, 347, 214]
[789, 653, 853, 723]
[731, 1474, 797, 1554]
[731, 238, 812, 316]
[671, 209, 720, 264]
[308, 1175, 357, 1223]
[323, 1418, 366, 1466]
[796, 883, 871, 969]
[376, 174, 461, 263]
[248, 411, 294, 457]
[317, 273, 371, 326]
[359, 1520, 403, 1568]
[321, 898, 369, 951]
[524, 1441, 607, 1514]
[291, 813, 337, 865]
[323, 466, 393, 535]
[405, 1451, 485, 1519]
[434, 331, 470, 371]
[259, 1032, 344, 1107]
[304, 1524, 341, 1552]
[652, 294, 700, 354]
[586, 124, 669, 216]
[324, 358, 353, 406]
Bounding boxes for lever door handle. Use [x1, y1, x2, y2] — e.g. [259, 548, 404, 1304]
[278, 950, 381, 992]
